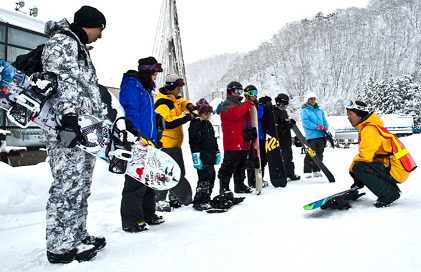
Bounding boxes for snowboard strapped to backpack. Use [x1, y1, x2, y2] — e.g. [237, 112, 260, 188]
[7, 30, 86, 128]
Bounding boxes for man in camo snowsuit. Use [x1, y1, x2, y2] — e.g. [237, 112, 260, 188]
[41, 6, 107, 264]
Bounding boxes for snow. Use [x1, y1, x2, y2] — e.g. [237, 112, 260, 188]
[1, 130, 421, 271]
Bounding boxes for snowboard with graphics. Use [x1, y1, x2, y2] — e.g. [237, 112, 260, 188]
[264, 100, 288, 187]
[304, 187, 365, 210]
[0, 59, 180, 190]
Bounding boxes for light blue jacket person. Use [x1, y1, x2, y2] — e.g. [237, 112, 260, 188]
[301, 92, 329, 140]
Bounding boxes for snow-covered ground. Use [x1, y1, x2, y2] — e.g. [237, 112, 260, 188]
[1, 131, 421, 272]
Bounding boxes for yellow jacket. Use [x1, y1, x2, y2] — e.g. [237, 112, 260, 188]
[154, 89, 192, 148]
[349, 112, 410, 183]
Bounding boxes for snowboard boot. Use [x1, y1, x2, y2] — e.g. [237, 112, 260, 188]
[47, 244, 97, 264]
[219, 176, 232, 194]
[156, 200, 172, 212]
[313, 171, 323, 178]
[169, 199, 183, 209]
[288, 174, 301, 181]
[147, 214, 165, 225]
[234, 175, 253, 193]
[193, 202, 212, 211]
[82, 235, 106, 250]
[234, 184, 253, 193]
[122, 221, 150, 233]
[374, 190, 401, 208]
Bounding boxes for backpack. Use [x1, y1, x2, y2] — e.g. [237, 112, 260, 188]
[7, 31, 85, 128]
[12, 30, 83, 76]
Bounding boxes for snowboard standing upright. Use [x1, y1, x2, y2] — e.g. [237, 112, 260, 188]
[292, 124, 335, 183]
[249, 104, 263, 194]
[264, 100, 288, 187]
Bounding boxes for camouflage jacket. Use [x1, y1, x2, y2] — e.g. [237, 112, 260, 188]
[42, 18, 103, 119]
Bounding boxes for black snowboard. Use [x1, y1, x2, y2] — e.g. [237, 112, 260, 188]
[169, 177, 192, 206]
[264, 101, 288, 187]
[291, 124, 335, 183]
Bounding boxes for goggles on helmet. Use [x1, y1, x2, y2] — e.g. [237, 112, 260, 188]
[138, 63, 163, 72]
[346, 100, 368, 111]
[232, 87, 243, 95]
[166, 78, 185, 88]
[244, 89, 258, 96]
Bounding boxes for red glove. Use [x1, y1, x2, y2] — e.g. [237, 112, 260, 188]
[317, 125, 327, 131]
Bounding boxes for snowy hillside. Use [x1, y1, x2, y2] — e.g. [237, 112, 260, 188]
[1, 131, 421, 272]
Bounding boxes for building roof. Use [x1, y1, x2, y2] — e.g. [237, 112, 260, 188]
[0, 7, 45, 34]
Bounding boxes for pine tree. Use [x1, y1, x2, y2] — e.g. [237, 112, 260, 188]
[359, 75, 421, 129]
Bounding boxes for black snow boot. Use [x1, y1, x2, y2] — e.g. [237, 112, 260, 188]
[234, 184, 253, 194]
[82, 235, 106, 250]
[219, 176, 232, 194]
[47, 245, 97, 264]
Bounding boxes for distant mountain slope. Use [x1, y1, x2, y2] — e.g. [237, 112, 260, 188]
[186, 53, 244, 103]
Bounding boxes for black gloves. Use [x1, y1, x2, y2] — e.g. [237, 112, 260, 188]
[289, 118, 296, 124]
[56, 114, 81, 148]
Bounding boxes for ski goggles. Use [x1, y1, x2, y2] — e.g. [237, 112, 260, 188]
[346, 100, 368, 111]
[166, 78, 185, 88]
[138, 63, 163, 73]
[231, 87, 243, 95]
[244, 89, 258, 96]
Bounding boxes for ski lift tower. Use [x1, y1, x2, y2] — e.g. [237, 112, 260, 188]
[152, 0, 189, 100]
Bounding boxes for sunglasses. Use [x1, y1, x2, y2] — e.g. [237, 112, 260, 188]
[346, 100, 368, 111]
[244, 89, 258, 96]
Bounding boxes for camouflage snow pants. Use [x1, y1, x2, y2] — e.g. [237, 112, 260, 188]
[45, 143, 96, 254]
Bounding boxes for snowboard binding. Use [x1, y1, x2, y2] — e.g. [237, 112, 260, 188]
[207, 192, 245, 213]
[106, 117, 140, 174]
[7, 72, 56, 128]
[320, 189, 366, 210]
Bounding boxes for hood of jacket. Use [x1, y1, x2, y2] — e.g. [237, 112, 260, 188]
[354, 111, 383, 132]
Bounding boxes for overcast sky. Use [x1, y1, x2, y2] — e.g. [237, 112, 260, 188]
[5, 0, 369, 87]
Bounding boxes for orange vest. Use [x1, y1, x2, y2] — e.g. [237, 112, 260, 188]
[362, 123, 417, 172]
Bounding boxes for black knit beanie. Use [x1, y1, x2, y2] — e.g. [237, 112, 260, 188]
[74, 6, 106, 29]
